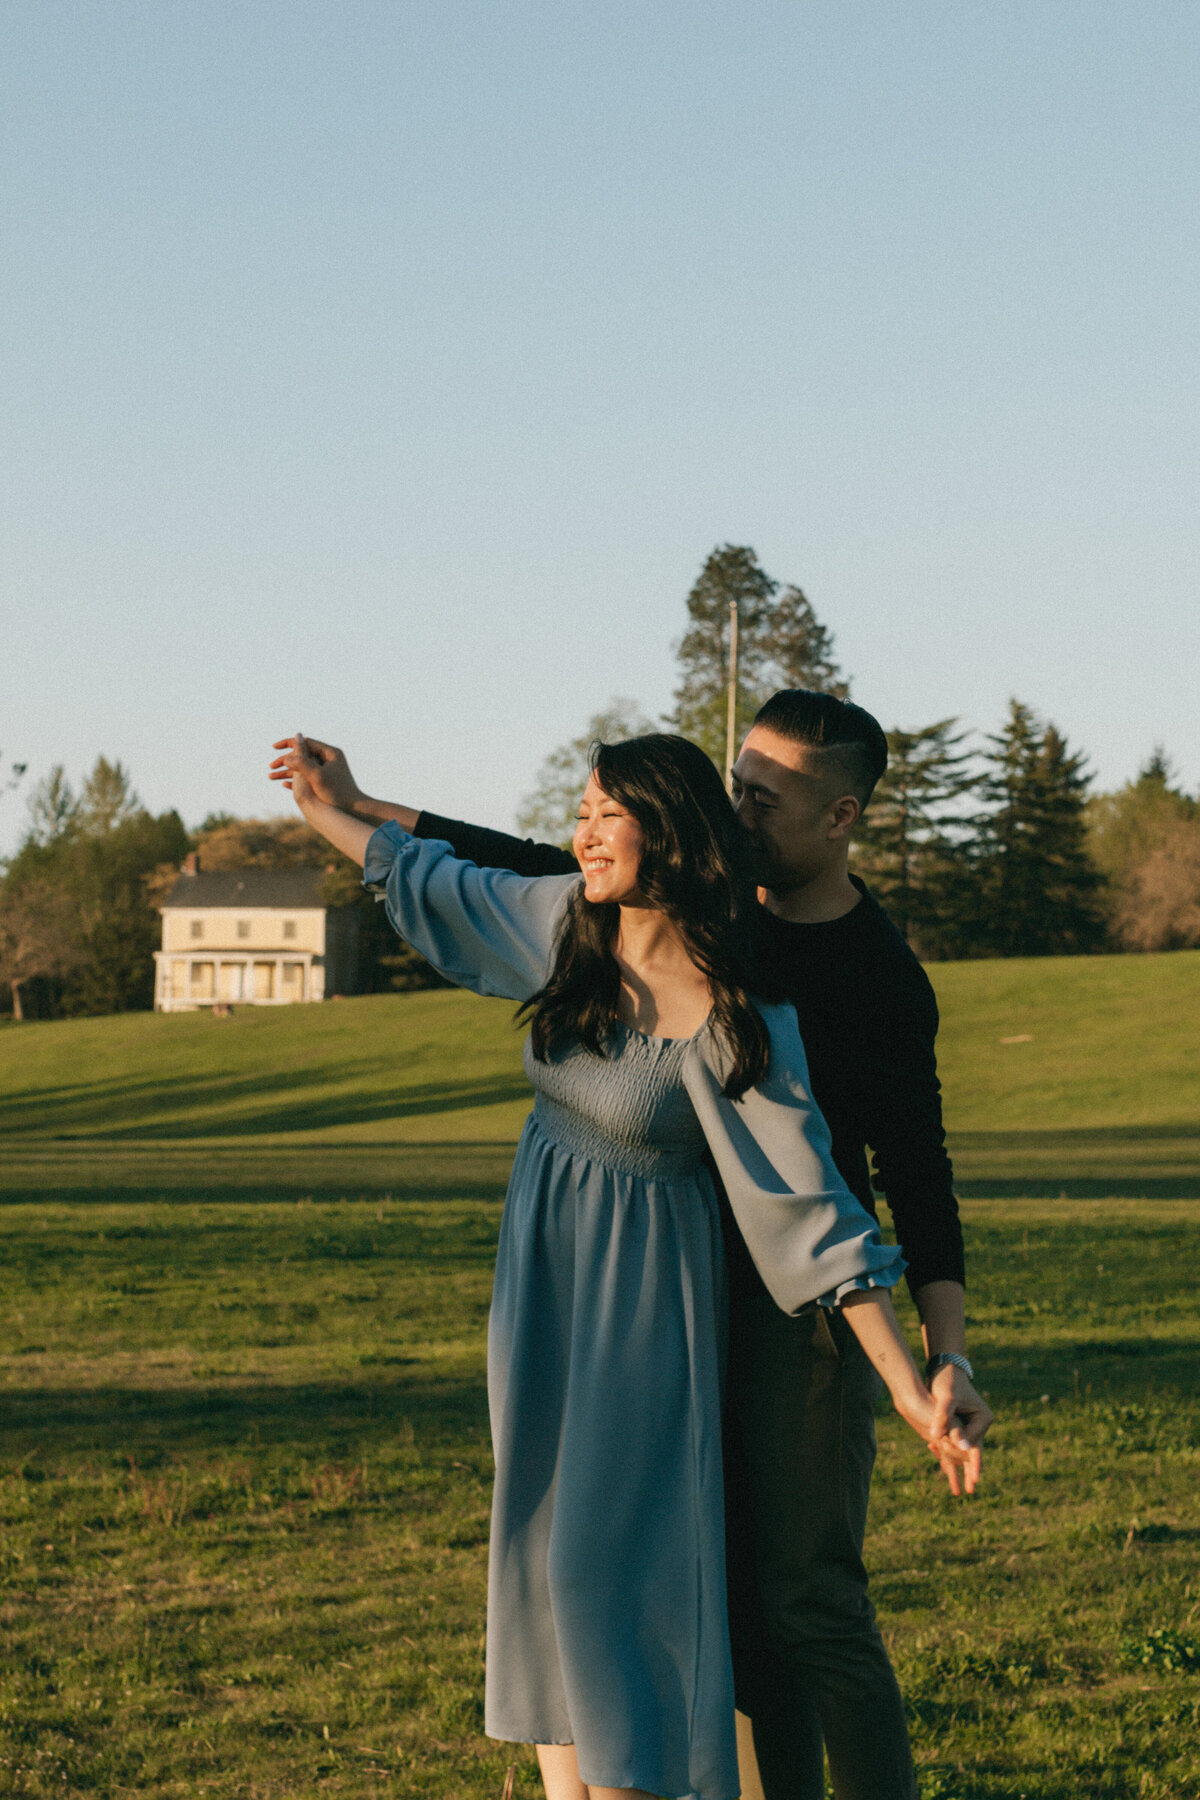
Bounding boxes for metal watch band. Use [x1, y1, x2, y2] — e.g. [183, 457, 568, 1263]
[926, 1350, 974, 1382]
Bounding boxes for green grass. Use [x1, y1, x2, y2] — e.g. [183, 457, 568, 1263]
[930, 949, 1200, 1200]
[0, 955, 1197, 1798]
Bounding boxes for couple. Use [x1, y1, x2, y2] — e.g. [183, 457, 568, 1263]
[270, 690, 992, 1800]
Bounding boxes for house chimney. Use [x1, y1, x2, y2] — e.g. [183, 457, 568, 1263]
[182, 852, 199, 876]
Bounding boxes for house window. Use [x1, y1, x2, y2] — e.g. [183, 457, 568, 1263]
[282, 919, 297, 940]
[190, 920, 204, 940]
[237, 919, 251, 939]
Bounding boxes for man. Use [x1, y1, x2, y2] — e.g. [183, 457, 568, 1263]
[270, 692, 992, 1800]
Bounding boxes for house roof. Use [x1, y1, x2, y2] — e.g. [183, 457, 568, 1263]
[160, 867, 330, 910]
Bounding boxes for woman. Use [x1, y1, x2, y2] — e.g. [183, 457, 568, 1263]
[274, 731, 956, 1800]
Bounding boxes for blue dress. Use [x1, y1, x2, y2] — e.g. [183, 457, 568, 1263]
[364, 824, 904, 1800]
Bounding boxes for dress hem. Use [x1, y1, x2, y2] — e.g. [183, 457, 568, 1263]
[486, 1731, 739, 1799]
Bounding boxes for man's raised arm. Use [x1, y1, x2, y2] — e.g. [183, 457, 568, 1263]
[268, 736, 577, 877]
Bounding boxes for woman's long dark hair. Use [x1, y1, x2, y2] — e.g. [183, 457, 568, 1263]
[519, 733, 776, 1100]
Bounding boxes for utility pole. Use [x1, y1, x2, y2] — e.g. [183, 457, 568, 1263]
[724, 601, 739, 792]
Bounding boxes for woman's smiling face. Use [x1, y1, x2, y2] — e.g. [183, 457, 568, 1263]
[573, 773, 646, 906]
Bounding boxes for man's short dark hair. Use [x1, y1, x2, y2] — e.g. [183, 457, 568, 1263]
[751, 690, 889, 809]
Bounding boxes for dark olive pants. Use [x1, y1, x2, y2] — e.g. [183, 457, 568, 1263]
[724, 1292, 918, 1800]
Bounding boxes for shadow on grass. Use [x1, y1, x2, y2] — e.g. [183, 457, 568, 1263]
[965, 1336, 1199, 1403]
[0, 1066, 530, 1140]
[0, 1141, 518, 1206]
[0, 1371, 491, 1464]
[956, 1176, 1200, 1198]
[950, 1123, 1200, 1199]
[4, 1336, 1194, 1469]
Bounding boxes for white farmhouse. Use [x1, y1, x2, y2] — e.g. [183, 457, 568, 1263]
[154, 856, 361, 1011]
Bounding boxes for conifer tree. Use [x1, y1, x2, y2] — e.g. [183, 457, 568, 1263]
[975, 701, 1105, 956]
[670, 546, 846, 763]
[852, 719, 977, 953]
[671, 546, 778, 763]
[763, 586, 848, 698]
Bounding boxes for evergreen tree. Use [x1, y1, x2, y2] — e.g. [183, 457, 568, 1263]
[974, 701, 1105, 956]
[763, 586, 849, 698]
[671, 546, 778, 763]
[670, 546, 847, 763]
[851, 720, 978, 954]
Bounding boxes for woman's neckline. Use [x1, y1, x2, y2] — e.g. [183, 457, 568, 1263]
[613, 1014, 711, 1047]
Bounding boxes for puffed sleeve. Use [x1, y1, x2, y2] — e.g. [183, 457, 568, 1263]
[683, 1001, 905, 1315]
[362, 821, 579, 1002]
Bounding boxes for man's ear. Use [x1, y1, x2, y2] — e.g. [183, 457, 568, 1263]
[828, 793, 862, 839]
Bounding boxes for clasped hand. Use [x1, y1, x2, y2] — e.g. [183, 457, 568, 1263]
[904, 1367, 991, 1498]
[269, 735, 363, 812]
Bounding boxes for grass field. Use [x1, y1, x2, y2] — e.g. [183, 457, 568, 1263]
[0, 953, 1197, 1798]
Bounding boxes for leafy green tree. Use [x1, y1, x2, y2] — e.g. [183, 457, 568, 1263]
[3, 758, 188, 1016]
[192, 814, 331, 872]
[670, 546, 846, 763]
[1114, 814, 1200, 950]
[78, 757, 140, 835]
[188, 811, 449, 994]
[1088, 750, 1199, 950]
[517, 698, 655, 848]
[974, 701, 1106, 956]
[851, 720, 978, 954]
[25, 766, 78, 844]
[0, 879, 83, 1019]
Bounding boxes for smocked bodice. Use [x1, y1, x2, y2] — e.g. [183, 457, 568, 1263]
[523, 1024, 708, 1179]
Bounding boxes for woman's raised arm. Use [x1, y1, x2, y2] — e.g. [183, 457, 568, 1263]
[282, 747, 578, 1002]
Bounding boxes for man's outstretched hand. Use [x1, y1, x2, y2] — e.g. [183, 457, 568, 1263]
[270, 737, 364, 812]
[269, 738, 421, 834]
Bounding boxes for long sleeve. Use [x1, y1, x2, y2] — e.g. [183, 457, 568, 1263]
[853, 964, 965, 1293]
[683, 1002, 905, 1316]
[414, 811, 578, 878]
[363, 822, 579, 1002]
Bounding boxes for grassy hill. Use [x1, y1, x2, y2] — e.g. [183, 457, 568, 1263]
[3, 948, 1197, 1202]
[0, 955, 1197, 1796]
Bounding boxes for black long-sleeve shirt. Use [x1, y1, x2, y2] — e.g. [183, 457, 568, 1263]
[413, 811, 965, 1298]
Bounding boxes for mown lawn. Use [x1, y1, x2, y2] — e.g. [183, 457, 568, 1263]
[0, 957, 1196, 1798]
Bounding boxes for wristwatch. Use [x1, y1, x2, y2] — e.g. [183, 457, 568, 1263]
[926, 1351, 974, 1383]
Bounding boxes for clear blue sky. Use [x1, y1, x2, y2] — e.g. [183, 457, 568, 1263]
[3, 1, 1197, 850]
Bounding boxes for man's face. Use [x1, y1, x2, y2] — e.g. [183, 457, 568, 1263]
[731, 727, 859, 895]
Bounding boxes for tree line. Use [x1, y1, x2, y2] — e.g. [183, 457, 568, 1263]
[518, 545, 1200, 961]
[0, 765, 444, 1020]
[2, 545, 1196, 1016]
